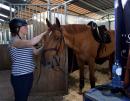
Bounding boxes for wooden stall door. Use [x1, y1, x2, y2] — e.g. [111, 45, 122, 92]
[0, 44, 11, 70]
[31, 47, 68, 96]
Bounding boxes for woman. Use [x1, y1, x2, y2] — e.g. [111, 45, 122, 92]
[8, 18, 50, 101]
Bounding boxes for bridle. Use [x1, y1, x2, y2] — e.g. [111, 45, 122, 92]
[41, 27, 66, 72]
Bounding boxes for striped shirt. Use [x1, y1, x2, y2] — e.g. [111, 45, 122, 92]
[9, 47, 35, 76]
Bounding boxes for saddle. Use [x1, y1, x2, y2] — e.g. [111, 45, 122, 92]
[87, 21, 111, 44]
[88, 21, 112, 58]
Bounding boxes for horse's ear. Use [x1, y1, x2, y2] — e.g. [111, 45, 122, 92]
[46, 18, 52, 28]
[56, 17, 61, 28]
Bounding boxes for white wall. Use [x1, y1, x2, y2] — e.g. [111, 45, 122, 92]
[65, 14, 115, 30]
[32, 11, 115, 30]
[97, 20, 115, 30]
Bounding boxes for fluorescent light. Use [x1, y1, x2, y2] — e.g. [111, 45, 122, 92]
[0, 13, 8, 18]
[0, 19, 4, 22]
[122, 0, 127, 8]
[0, 3, 15, 12]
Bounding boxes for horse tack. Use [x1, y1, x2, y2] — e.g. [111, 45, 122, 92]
[87, 21, 111, 44]
[87, 21, 112, 59]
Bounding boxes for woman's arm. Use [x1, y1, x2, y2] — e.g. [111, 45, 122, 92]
[30, 31, 48, 46]
[13, 31, 50, 48]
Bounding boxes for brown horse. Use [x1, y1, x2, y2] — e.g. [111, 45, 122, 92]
[43, 18, 115, 93]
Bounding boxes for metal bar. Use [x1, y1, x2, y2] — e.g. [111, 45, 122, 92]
[32, 8, 35, 37]
[13, 5, 16, 18]
[47, 0, 51, 21]
[20, 5, 22, 18]
[17, 5, 20, 18]
[57, 7, 59, 20]
[36, 5, 38, 36]
[64, 4, 67, 24]
[10, 4, 12, 20]
[42, 7, 44, 28]
[11, 4, 59, 6]
[29, 5, 31, 39]
[60, 5, 62, 24]
[39, 6, 41, 34]
[24, 4, 27, 19]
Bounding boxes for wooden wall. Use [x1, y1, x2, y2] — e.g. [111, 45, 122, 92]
[0, 44, 11, 70]
[31, 47, 68, 96]
[31, 67, 68, 96]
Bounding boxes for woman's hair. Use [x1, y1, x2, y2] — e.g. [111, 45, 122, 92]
[9, 18, 27, 36]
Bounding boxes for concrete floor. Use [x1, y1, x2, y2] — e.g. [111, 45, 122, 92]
[0, 70, 14, 101]
[0, 70, 67, 101]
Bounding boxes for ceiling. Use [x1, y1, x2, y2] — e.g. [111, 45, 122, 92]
[0, 0, 114, 23]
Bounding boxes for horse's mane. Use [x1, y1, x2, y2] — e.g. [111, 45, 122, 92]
[62, 24, 90, 34]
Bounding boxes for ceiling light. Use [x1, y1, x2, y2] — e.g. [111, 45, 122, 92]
[122, 0, 127, 8]
[0, 13, 8, 18]
[0, 3, 15, 12]
[0, 19, 4, 22]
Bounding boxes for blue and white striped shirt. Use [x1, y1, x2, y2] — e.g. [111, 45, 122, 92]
[9, 47, 35, 76]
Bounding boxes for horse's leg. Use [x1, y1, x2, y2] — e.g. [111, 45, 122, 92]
[109, 52, 115, 79]
[88, 58, 96, 88]
[77, 59, 85, 94]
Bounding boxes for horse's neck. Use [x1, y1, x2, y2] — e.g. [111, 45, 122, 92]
[63, 31, 91, 54]
[63, 32, 78, 51]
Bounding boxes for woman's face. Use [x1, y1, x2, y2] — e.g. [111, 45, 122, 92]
[19, 25, 28, 35]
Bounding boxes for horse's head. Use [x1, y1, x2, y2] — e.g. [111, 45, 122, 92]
[41, 18, 65, 71]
